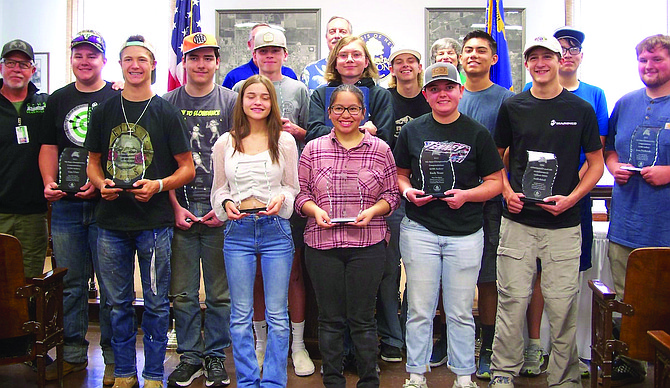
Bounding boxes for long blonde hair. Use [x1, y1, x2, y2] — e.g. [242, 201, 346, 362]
[231, 75, 282, 164]
[325, 36, 379, 83]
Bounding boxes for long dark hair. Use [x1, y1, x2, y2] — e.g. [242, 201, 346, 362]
[230, 75, 282, 164]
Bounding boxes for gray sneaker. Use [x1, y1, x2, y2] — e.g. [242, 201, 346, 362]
[489, 375, 513, 388]
[520, 344, 544, 376]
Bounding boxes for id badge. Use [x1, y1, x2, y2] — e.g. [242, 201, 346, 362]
[16, 125, 29, 144]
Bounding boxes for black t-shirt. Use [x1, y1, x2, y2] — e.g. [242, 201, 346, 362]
[388, 87, 431, 150]
[394, 112, 504, 236]
[494, 89, 602, 229]
[40, 82, 119, 200]
[40, 82, 119, 149]
[85, 95, 190, 231]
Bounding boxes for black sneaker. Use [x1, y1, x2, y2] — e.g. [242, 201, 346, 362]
[205, 356, 230, 387]
[611, 357, 645, 387]
[380, 343, 403, 362]
[167, 361, 204, 387]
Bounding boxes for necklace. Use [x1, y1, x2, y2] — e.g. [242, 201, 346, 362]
[121, 93, 153, 134]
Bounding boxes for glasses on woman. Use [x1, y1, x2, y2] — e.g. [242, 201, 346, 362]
[337, 52, 364, 61]
[1, 59, 33, 70]
[561, 46, 581, 55]
[329, 105, 363, 116]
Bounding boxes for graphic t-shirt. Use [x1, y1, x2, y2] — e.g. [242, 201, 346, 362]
[85, 95, 190, 231]
[40, 82, 119, 196]
[394, 113, 504, 236]
[388, 87, 431, 150]
[163, 85, 237, 208]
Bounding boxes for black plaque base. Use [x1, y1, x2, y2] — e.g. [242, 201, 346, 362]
[521, 197, 556, 206]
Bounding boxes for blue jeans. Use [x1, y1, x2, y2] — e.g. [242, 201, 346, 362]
[376, 201, 405, 349]
[51, 200, 113, 364]
[400, 217, 482, 376]
[223, 215, 294, 388]
[97, 227, 172, 381]
[170, 202, 231, 365]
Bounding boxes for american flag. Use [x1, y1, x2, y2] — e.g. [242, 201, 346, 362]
[168, 0, 201, 91]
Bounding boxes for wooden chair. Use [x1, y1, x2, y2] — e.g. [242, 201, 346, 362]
[0, 233, 67, 388]
[589, 247, 670, 388]
[648, 331, 670, 388]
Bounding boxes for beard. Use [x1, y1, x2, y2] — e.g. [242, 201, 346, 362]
[641, 71, 670, 88]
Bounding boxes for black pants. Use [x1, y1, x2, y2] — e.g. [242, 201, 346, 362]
[305, 242, 385, 388]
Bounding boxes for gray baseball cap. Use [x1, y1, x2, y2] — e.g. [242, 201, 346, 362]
[1, 39, 34, 60]
[254, 27, 287, 50]
[423, 62, 461, 87]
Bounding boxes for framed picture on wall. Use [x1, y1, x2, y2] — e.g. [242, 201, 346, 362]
[31, 52, 49, 93]
[215, 9, 321, 85]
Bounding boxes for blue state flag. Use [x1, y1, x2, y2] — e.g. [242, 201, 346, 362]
[486, 0, 513, 91]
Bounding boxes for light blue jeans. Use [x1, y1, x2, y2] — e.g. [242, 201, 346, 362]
[170, 202, 230, 365]
[400, 217, 482, 376]
[51, 199, 113, 364]
[223, 215, 294, 388]
[97, 227, 172, 381]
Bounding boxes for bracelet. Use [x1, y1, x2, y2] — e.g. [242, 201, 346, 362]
[403, 187, 412, 201]
[157, 179, 164, 193]
[222, 199, 233, 209]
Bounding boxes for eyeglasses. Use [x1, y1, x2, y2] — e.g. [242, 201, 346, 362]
[561, 46, 582, 55]
[330, 105, 363, 115]
[1, 59, 33, 70]
[337, 52, 363, 61]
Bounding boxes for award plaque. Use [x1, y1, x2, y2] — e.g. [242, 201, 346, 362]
[522, 151, 558, 204]
[623, 125, 660, 172]
[327, 170, 362, 223]
[419, 142, 454, 198]
[58, 147, 89, 193]
[106, 128, 153, 189]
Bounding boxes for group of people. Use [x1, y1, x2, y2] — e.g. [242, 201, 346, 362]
[1, 11, 668, 388]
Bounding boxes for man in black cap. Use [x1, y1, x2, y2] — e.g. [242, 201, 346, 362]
[38, 29, 120, 385]
[0, 38, 49, 278]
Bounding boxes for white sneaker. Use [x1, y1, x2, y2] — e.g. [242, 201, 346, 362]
[292, 349, 315, 376]
[453, 381, 478, 388]
[256, 347, 265, 372]
[403, 378, 428, 388]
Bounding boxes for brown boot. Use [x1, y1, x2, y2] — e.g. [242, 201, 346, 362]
[103, 363, 115, 386]
[112, 375, 138, 388]
[44, 360, 88, 381]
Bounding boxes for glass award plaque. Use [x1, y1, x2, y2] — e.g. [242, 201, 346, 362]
[327, 170, 363, 223]
[58, 147, 89, 193]
[622, 125, 660, 172]
[106, 127, 153, 189]
[419, 142, 454, 198]
[522, 151, 557, 204]
[234, 159, 270, 213]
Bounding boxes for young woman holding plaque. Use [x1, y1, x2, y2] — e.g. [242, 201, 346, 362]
[306, 36, 394, 145]
[295, 84, 400, 388]
[210, 74, 299, 388]
[393, 63, 504, 388]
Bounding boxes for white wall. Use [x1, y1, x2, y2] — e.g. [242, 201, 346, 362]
[576, 0, 670, 112]
[1, 0, 669, 102]
[1, 0, 68, 93]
